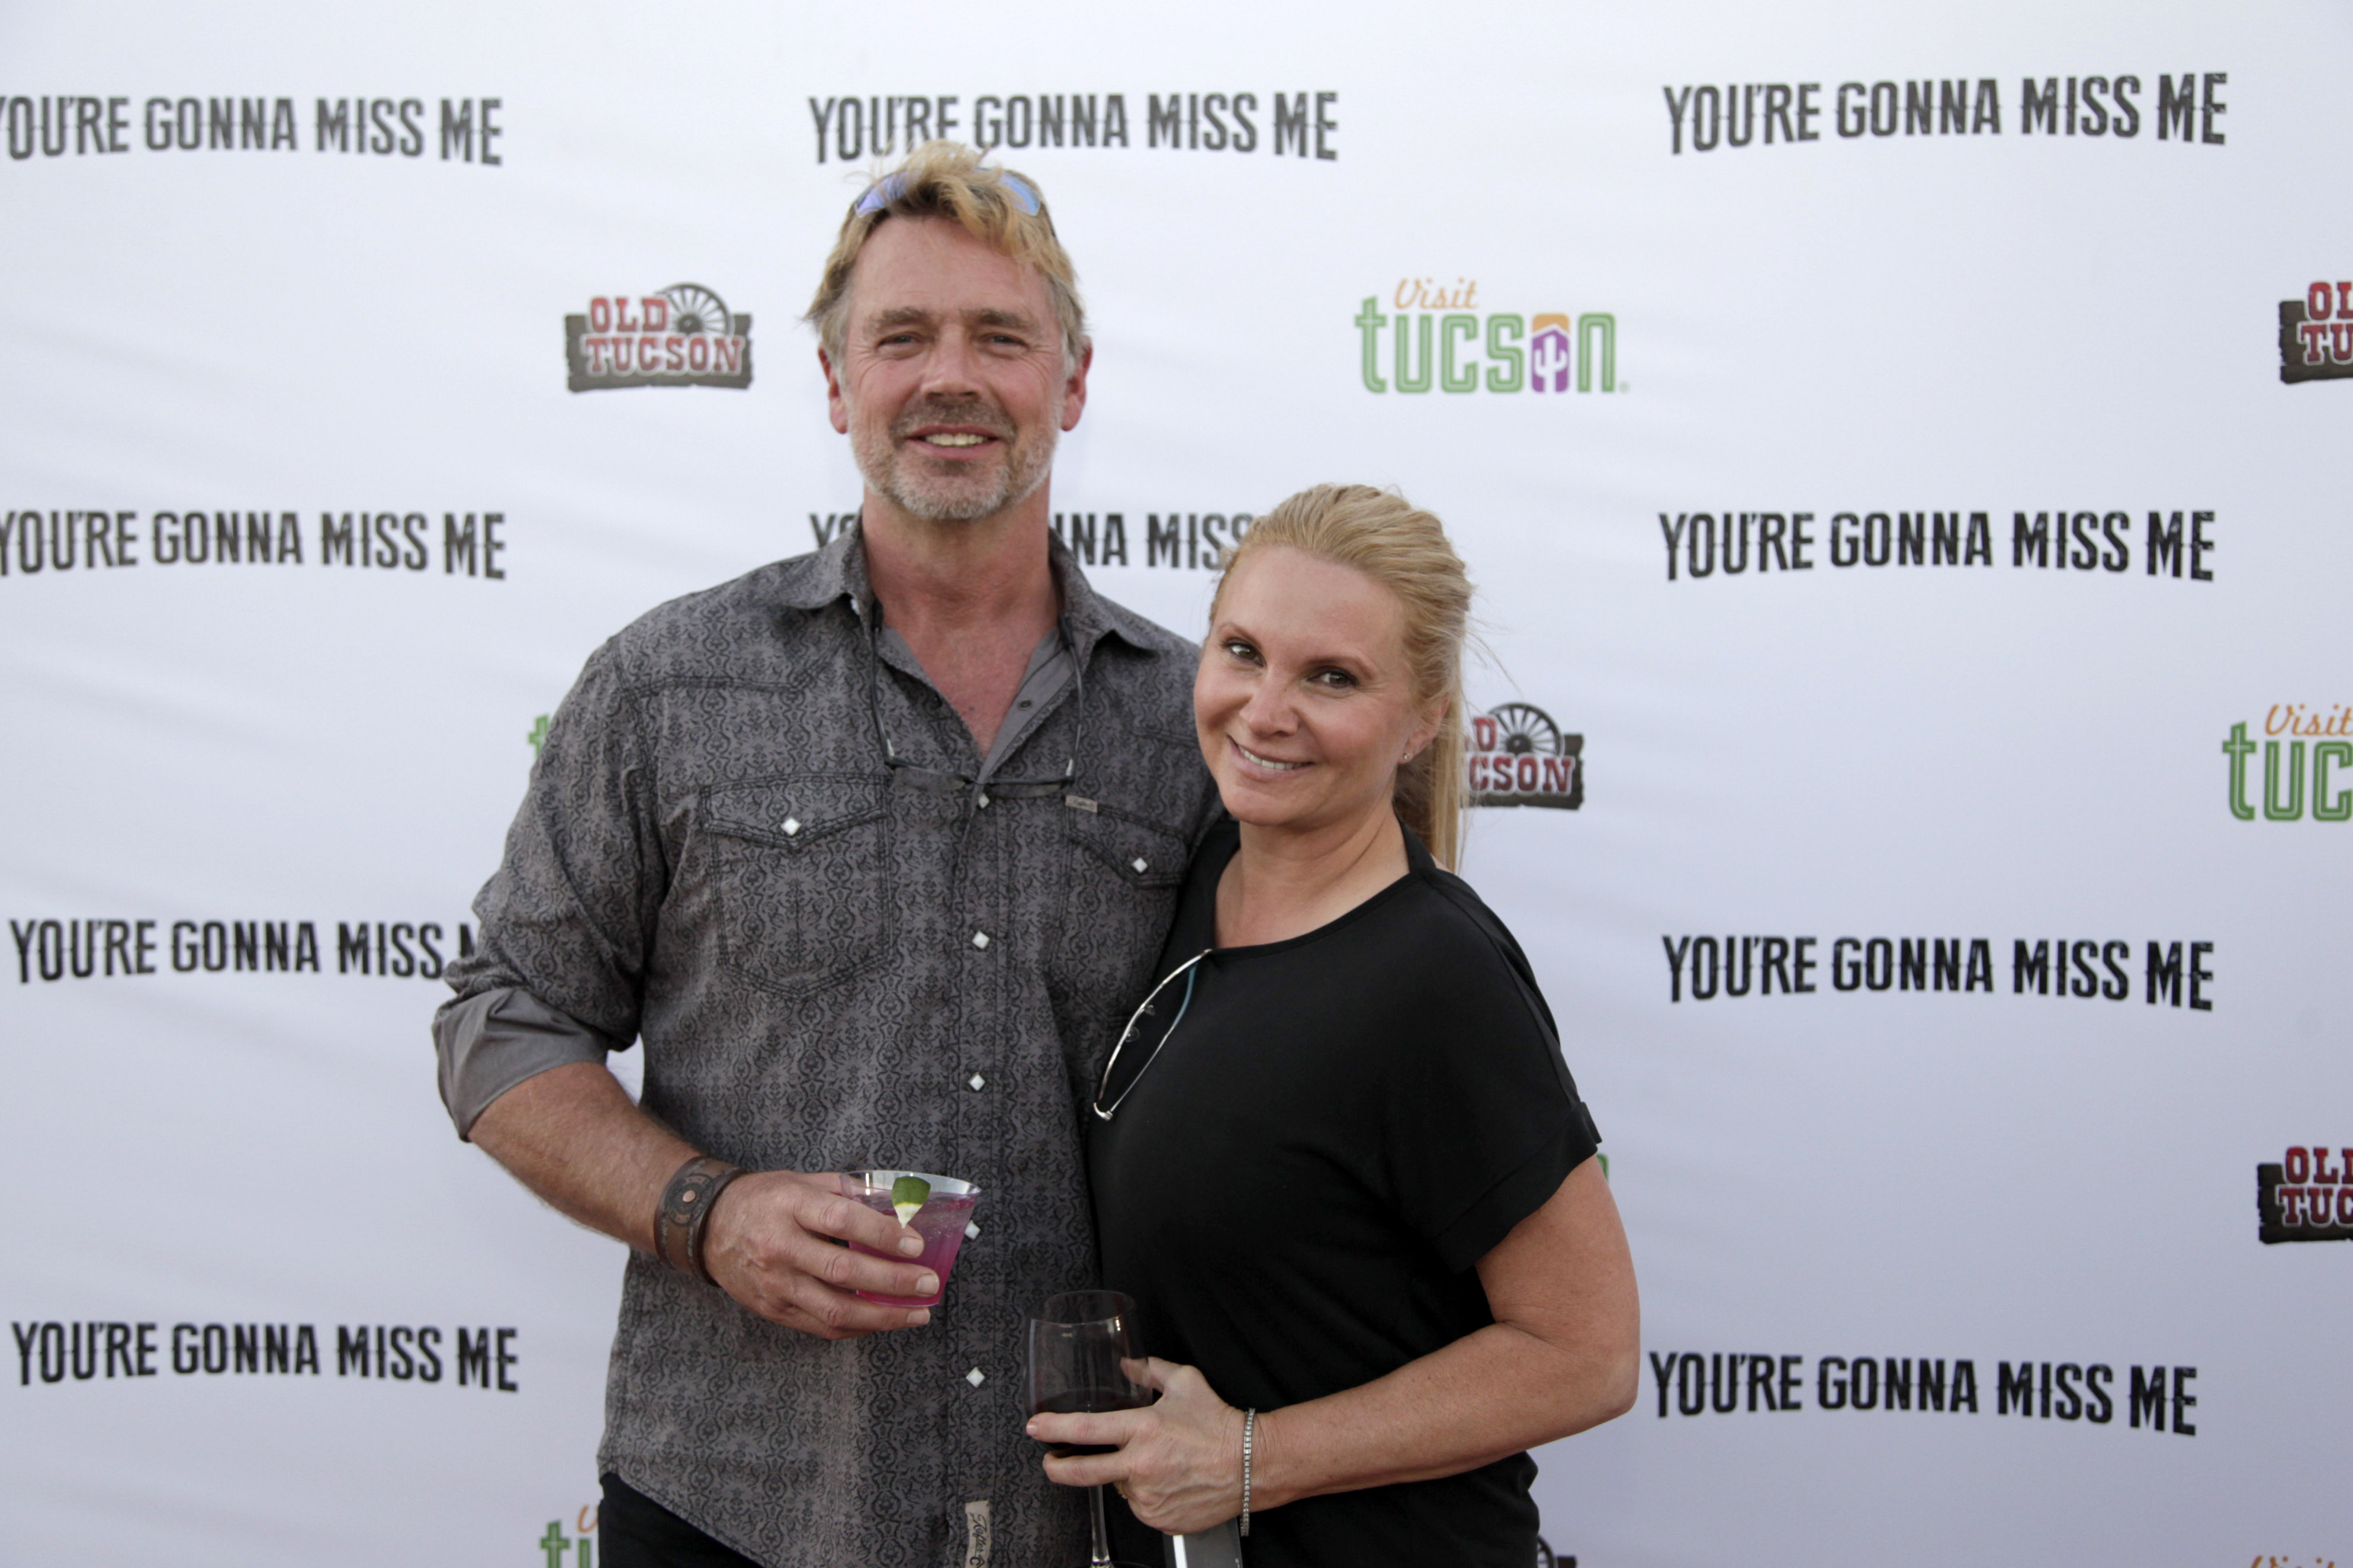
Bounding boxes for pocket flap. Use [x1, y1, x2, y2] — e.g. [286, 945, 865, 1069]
[700, 775, 887, 851]
[1068, 807, 1189, 888]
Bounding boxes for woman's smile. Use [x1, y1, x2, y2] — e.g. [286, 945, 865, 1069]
[1232, 739, 1310, 773]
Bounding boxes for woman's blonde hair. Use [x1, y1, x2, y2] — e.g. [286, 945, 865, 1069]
[1211, 484, 1473, 870]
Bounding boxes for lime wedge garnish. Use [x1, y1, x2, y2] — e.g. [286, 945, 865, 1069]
[890, 1174, 931, 1226]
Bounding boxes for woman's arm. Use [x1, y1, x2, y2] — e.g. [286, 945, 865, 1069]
[1256, 1154, 1640, 1502]
[1031, 1156, 1640, 1534]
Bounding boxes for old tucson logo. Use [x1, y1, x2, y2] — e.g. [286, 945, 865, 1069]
[1468, 704, 1583, 809]
[566, 284, 751, 392]
[2256, 1144, 2353, 1242]
[2279, 279, 2353, 384]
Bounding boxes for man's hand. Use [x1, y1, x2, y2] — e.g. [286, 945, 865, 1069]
[468, 1064, 938, 1344]
[703, 1170, 939, 1340]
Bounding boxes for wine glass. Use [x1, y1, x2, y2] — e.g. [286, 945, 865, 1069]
[1027, 1289, 1155, 1568]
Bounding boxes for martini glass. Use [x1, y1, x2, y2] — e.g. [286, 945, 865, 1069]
[1028, 1290, 1155, 1568]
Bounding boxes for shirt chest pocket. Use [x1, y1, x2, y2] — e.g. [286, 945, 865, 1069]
[1057, 806, 1190, 999]
[697, 775, 891, 999]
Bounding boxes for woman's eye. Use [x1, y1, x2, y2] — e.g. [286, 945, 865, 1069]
[1223, 640, 1259, 662]
[1313, 668, 1356, 690]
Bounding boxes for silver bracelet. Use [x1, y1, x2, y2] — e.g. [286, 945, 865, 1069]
[1240, 1408, 1256, 1537]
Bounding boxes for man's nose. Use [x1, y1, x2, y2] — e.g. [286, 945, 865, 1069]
[917, 331, 985, 397]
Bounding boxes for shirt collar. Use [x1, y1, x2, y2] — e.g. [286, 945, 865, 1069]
[778, 521, 875, 616]
[1401, 822, 1438, 877]
[781, 516, 1162, 658]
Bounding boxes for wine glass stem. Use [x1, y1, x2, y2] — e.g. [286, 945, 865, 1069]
[1089, 1483, 1114, 1567]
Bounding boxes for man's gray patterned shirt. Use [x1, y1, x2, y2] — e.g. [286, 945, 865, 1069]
[434, 525, 1217, 1568]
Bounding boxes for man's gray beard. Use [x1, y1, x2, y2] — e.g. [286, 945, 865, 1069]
[852, 407, 1057, 523]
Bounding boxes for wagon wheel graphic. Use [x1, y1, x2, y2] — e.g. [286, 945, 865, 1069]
[661, 282, 732, 335]
[1488, 701, 1561, 757]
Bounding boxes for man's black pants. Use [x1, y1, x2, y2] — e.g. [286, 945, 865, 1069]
[599, 1473, 761, 1567]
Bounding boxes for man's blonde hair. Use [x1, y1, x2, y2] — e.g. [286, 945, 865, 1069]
[1211, 485, 1474, 871]
[804, 140, 1087, 366]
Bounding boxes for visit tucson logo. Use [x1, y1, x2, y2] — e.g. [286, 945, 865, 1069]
[1355, 279, 1619, 395]
[565, 283, 752, 392]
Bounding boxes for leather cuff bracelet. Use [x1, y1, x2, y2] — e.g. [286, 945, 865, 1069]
[654, 1155, 744, 1285]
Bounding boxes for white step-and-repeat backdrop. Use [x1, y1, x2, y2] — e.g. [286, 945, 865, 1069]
[4, 1, 2346, 1563]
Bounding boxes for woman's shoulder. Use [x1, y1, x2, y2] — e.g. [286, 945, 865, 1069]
[1404, 862, 1538, 968]
[1377, 865, 1588, 1138]
[1371, 862, 1561, 1038]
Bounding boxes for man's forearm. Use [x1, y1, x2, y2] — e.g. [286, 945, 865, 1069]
[467, 1060, 697, 1254]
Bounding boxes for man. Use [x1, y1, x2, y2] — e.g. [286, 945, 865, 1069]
[435, 141, 1217, 1567]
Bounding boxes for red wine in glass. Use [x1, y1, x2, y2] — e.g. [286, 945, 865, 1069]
[1027, 1290, 1155, 1567]
[1031, 1385, 1155, 1456]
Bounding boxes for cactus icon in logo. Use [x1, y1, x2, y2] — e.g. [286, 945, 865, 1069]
[1529, 314, 1574, 392]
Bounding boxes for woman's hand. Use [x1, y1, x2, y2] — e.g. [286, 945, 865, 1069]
[1028, 1357, 1251, 1535]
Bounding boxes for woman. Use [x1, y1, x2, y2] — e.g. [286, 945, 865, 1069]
[1028, 485, 1640, 1565]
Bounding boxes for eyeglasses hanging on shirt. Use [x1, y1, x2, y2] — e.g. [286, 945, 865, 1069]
[863, 607, 1090, 803]
[1092, 949, 1212, 1121]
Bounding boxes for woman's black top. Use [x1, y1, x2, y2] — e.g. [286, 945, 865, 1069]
[1089, 818, 1600, 1567]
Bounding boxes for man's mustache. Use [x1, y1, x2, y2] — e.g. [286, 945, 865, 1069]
[892, 400, 1014, 440]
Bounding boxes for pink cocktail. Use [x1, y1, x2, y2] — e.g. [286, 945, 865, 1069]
[838, 1170, 982, 1308]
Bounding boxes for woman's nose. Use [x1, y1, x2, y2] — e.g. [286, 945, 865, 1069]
[1239, 679, 1296, 735]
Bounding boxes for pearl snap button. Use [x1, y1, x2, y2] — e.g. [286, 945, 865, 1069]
[966, 1221, 982, 1239]
[971, 931, 990, 949]
[968, 1073, 986, 1091]
[781, 817, 801, 836]
[966, 1367, 986, 1387]
[1132, 857, 1149, 873]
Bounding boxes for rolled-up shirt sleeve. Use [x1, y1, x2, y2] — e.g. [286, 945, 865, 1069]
[433, 633, 663, 1140]
[435, 985, 621, 1138]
